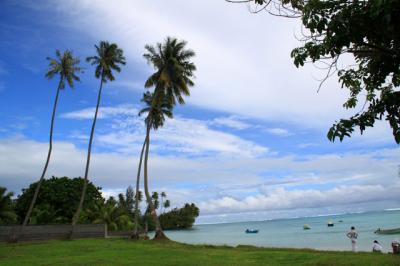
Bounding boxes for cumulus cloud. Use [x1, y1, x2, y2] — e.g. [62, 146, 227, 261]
[199, 184, 400, 215]
[62, 105, 269, 158]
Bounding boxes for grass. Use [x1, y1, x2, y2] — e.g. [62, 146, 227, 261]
[0, 238, 399, 265]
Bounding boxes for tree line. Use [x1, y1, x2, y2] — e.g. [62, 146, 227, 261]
[0, 177, 199, 232]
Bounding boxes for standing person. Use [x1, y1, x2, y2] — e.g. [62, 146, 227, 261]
[346, 226, 358, 252]
[372, 240, 383, 253]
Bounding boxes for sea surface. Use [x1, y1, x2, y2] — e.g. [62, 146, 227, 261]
[164, 210, 400, 252]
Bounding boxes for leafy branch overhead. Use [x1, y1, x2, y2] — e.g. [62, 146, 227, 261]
[230, 0, 400, 144]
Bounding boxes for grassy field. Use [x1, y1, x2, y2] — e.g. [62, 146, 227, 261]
[0, 238, 399, 265]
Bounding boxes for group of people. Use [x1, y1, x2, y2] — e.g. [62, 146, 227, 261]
[346, 226, 384, 253]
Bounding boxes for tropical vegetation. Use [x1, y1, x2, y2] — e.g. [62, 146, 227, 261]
[1, 178, 199, 232]
[0, 187, 16, 225]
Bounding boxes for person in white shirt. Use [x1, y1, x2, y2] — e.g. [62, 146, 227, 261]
[346, 226, 358, 252]
[372, 240, 383, 252]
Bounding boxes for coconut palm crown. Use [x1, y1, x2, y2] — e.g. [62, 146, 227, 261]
[143, 37, 196, 106]
[45, 49, 82, 88]
[86, 41, 126, 82]
[139, 91, 173, 130]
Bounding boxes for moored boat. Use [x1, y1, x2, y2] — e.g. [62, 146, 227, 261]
[303, 224, 310, 230]
[327, 221, 334, 227]
[374, 228, 400, 235]
[245, 229, 259, 234]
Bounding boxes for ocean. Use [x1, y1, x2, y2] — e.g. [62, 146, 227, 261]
[163, 210, 400, 252]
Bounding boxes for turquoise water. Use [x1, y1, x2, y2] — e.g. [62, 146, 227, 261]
[164, 210, 400, 251]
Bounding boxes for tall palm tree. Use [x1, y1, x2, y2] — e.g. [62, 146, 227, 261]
[139, 91, 173, 239]
[71, 41, 125, 233]
[22, 50, 81, 227]
[141, 37, 196, 240]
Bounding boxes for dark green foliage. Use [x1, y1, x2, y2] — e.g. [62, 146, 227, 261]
[241, 0, 400, 143]
[143, 36, 196, 107]
[139, 91, 173, 130]
[45, 49, 82, 89]
[159, 203, 199, 230]
[86, 41, 126, 82]
[15, 177, 103, 224]
[88, 197, 133, 231]
[117, 186, 136, 216]
[0, 187, 17, 225]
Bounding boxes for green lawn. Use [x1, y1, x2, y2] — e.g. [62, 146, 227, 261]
[0, 238, 399, 265]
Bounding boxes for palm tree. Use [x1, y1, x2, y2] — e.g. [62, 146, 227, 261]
[160, 192, 166, 213]
[140, 91, 173, 239]
[0, 187, 17, 225]
[22, 50, 81, 227]
[163, 199, 170, 212]
[71, 41, 125, 233]
[90, 198, 133, 231]
[141, 37, 196, 240]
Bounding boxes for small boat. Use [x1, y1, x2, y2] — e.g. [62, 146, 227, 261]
[374, 228, 400, 235]
[327, 221, 334, 227]
[303, 224, 311, 230]
[245, 229, 259, 234]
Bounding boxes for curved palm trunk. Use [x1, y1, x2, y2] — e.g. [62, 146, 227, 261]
[131, 139, 147, 239]
[143, 125, 168, 240]
[71, 77, 104, 237]
[22, 79, 63, 228]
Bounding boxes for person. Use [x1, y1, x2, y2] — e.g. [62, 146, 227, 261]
[346, 226, 358, 252]
[372, 240, 382, 253]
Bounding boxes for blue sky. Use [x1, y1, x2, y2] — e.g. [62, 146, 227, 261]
[0, 0, 399, 224]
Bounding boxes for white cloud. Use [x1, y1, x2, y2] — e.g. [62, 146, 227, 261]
[264, 127, 292, 137]
[199, 184, 400, 215]
[60, 105, 139, 120]
[211, 116, 251, 130]
[63, 106, 269, 158]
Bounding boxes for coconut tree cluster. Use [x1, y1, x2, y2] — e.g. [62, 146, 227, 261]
[16, 37, 196, 241]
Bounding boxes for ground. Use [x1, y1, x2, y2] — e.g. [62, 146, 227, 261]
[0, 238, 399, 265]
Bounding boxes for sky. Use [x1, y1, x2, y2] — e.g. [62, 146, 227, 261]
[0, 0, 399, 224]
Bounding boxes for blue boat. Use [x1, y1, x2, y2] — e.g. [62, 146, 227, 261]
[245, 229, 259, 233]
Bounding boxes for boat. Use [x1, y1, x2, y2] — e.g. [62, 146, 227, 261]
[338, 220, 343, 223]
[303, 224, 311, 230]
[245, 229, 259, 234]
[374, 228, 400, 235]
[327, 221, 334, 227]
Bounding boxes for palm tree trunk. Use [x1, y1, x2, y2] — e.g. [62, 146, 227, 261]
[131, 139, 146, 239]
[143, 124, 168, 240]
[71, 77, 104, 237]
[22, 79, 63, 228]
